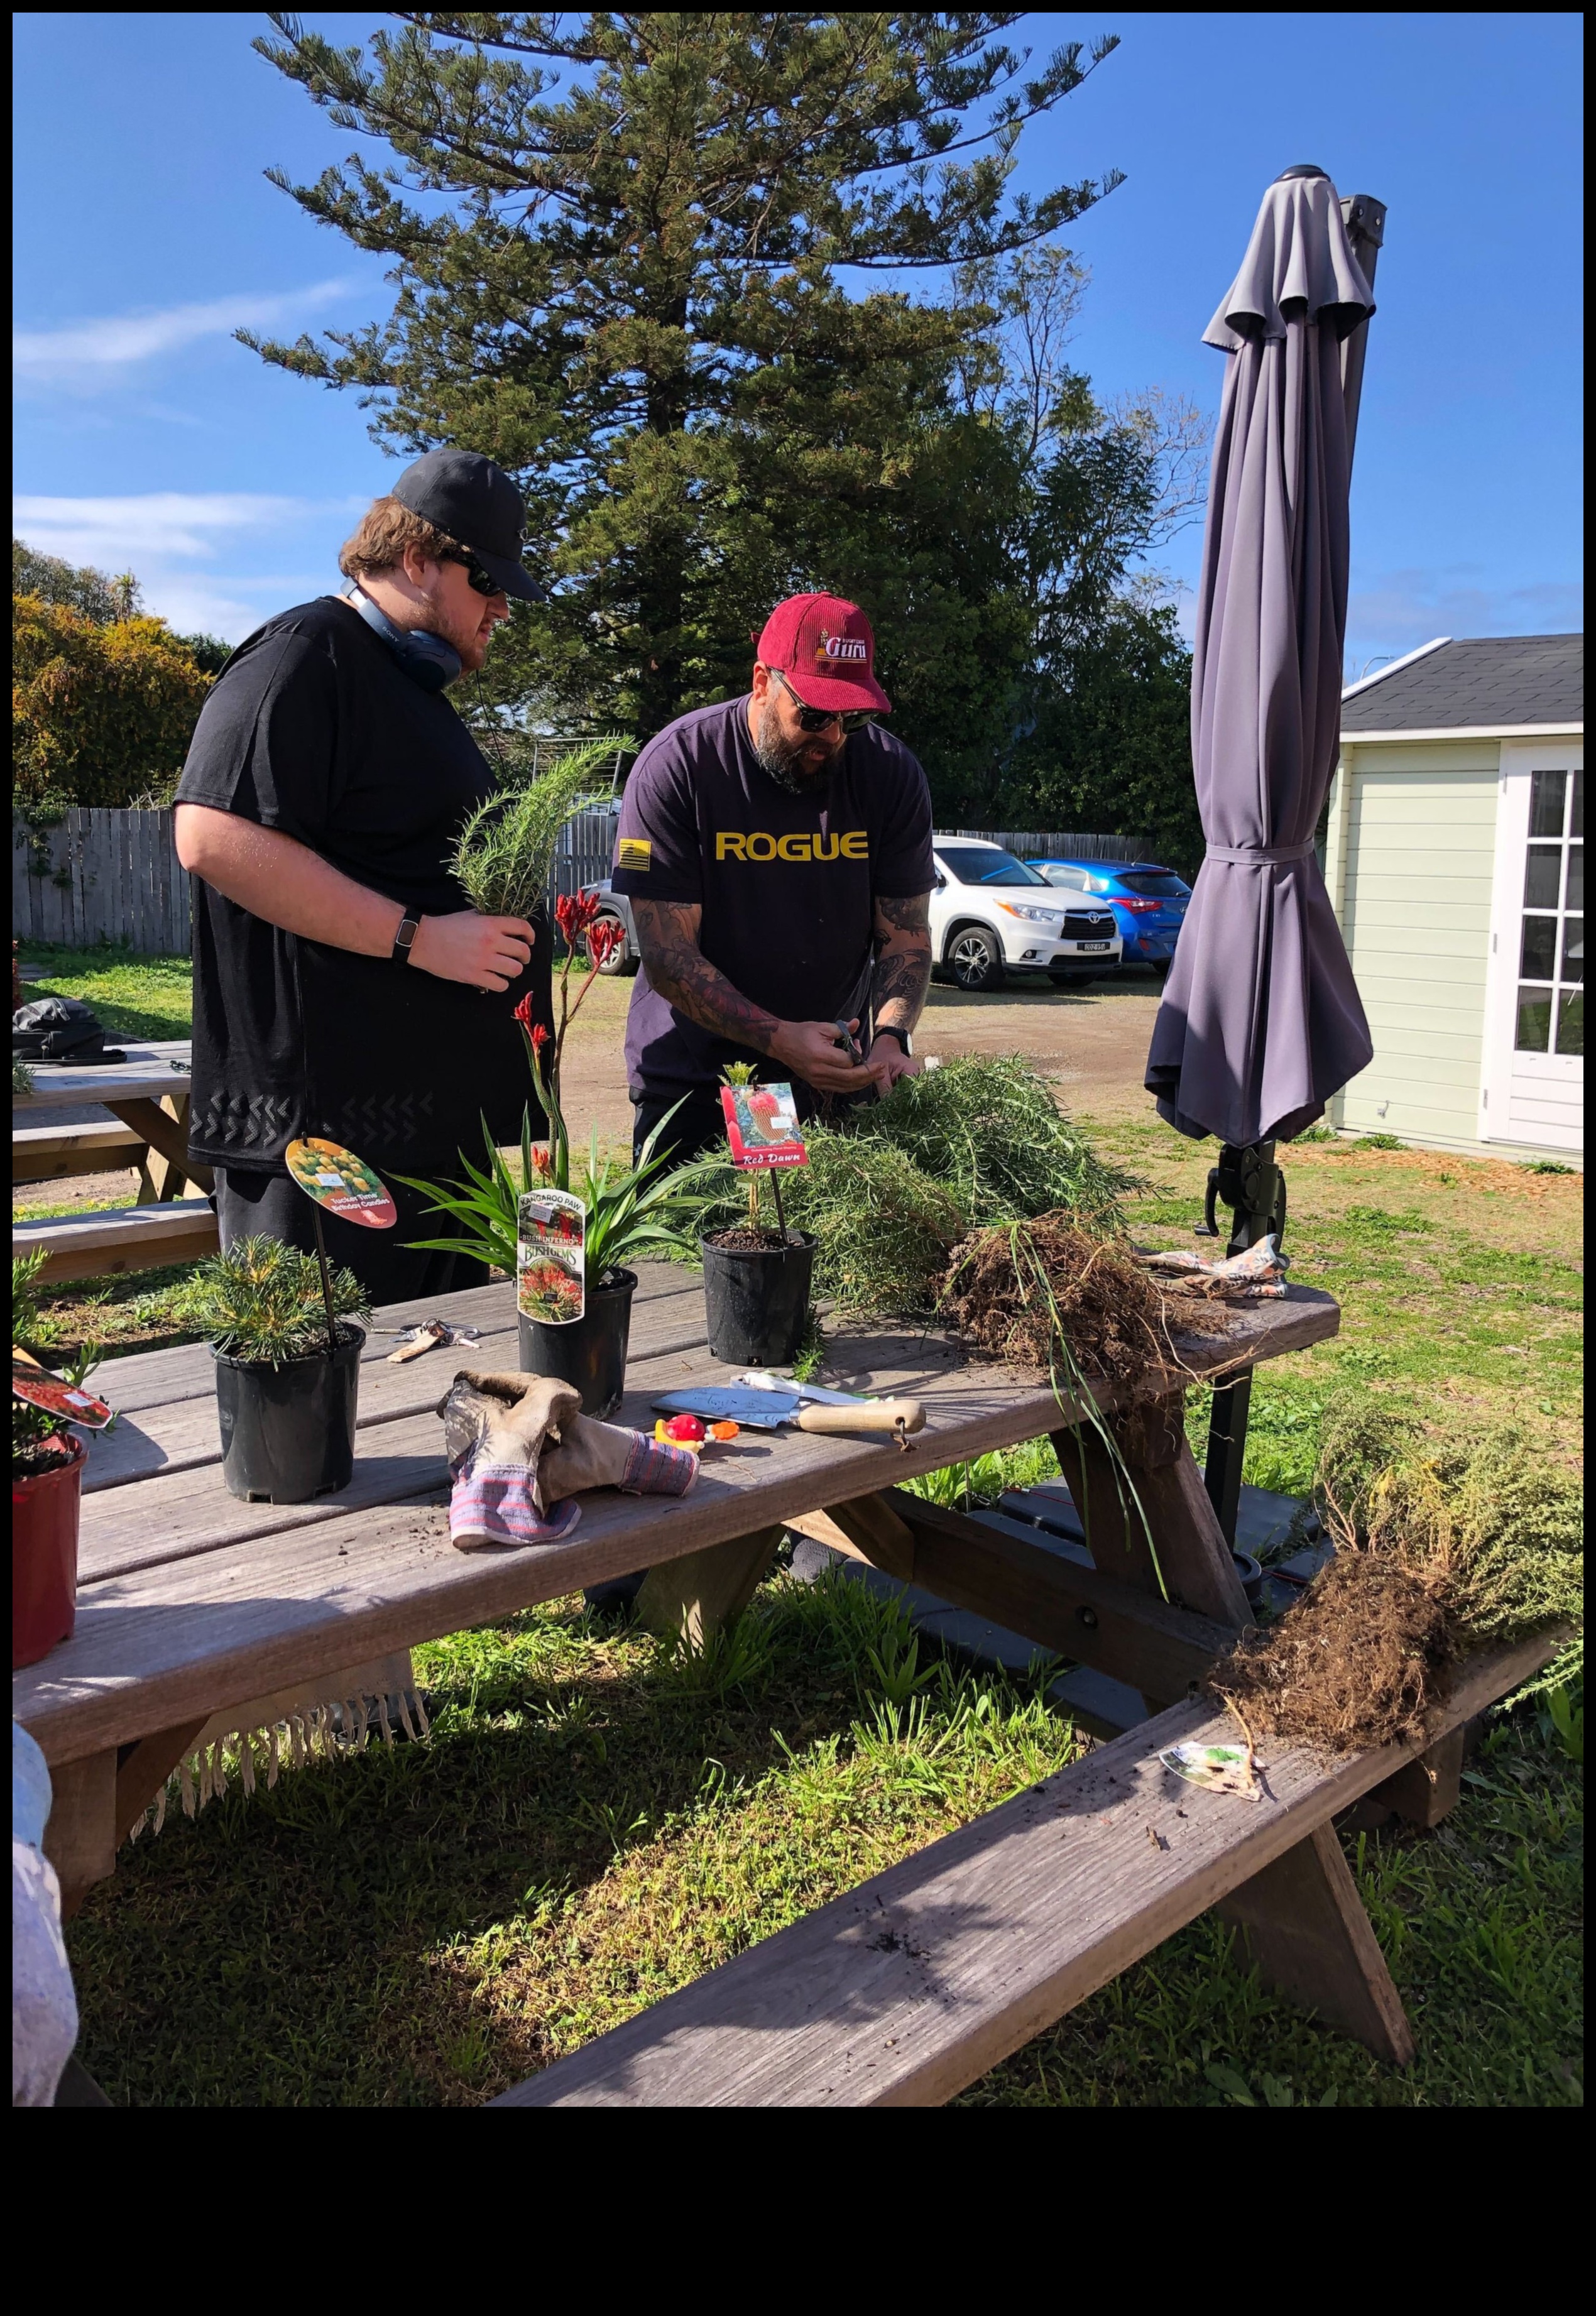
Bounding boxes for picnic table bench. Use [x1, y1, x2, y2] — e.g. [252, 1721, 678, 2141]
[13, 1041, 215, 1280]
[18, 1254, 1528, 2094]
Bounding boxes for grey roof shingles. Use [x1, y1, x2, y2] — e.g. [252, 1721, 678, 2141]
[1340, 633, 1583, 733]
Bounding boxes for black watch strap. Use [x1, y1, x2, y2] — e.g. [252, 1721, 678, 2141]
[392, 915, 420, 964]
[874, 1023, 912, 1057]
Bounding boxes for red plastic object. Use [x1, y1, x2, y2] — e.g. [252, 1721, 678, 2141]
[13, 1433, 86, 1669]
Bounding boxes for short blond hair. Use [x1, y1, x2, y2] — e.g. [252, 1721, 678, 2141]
[337, 496, 464, 581]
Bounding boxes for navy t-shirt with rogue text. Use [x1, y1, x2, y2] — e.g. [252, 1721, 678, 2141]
[611, 696, 934, 1098]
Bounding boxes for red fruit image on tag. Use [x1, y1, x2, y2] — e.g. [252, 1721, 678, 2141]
[719, 1080, 808, 1170]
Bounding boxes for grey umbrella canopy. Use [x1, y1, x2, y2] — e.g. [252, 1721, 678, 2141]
[1145, 168, 1376, 1145]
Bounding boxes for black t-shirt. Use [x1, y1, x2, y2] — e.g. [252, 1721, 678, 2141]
[176, 596, 550, 1174]
[610, 696, 934, 1097]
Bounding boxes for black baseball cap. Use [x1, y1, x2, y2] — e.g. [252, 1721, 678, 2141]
[390, 447, 543, 601]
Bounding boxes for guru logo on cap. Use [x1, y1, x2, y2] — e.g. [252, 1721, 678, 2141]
[755, 593, 891, 716]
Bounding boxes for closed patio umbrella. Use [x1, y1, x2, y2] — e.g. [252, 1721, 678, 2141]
[1145, 166, 1377, 1155]
[1143, 165, 1382, 1539]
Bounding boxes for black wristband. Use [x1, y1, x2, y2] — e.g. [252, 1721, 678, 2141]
[392, 914, 420, 964]
[873, 1023, 912, 1057]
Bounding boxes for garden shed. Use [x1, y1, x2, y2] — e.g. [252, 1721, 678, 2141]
[1323, 633, 1583, 1159]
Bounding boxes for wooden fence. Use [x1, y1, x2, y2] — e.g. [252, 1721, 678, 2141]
[13, 802, 627, 958]
[13, 810, 192, 954]
[953, 829, 1150, 863]
[13, 806, 1153, 958]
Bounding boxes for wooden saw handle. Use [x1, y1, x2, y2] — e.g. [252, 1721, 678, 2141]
[792, 1399, 926, 1436]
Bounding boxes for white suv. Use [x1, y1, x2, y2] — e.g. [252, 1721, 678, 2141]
[929, 838, 1122, 992]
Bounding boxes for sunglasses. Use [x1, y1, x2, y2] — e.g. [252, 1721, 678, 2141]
[770, 666, 875, 735]
[447, 550, 506, 599]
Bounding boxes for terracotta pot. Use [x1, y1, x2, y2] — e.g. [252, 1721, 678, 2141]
[13, 1433, 87, 1669]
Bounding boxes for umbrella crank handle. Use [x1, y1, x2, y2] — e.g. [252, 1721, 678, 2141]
[1196, 1166, 1221, 1237]
[792, 1399, 926, 1441]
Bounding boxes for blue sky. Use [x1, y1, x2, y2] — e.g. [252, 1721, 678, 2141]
[13, 11, 1584, 672]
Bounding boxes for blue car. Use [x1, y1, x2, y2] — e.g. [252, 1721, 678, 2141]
[1026, 859, 1193, 971]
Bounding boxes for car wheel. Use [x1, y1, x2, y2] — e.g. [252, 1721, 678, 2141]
[946, 926, 1005, 992]
[1048, 971, 1096, 991]
[588, 912, 637, 976]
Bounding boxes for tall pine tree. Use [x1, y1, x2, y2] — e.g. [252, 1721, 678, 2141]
[244, 11, 1122, 756]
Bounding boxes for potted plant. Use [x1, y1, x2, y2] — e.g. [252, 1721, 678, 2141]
[698, 1064, 817, 1367]
[13, 1253, 95, 1668]
[177, 1237, 372, 1504]
[402, 892, 714, 1416]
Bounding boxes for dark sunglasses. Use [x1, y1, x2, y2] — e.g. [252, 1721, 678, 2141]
[447, 550, 505, 598]
[771, 666, 875, 735]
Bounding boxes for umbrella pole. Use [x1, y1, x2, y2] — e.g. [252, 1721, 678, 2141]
[1199, 1139, 1287, 1543]
[1338, 193, 1386, 472]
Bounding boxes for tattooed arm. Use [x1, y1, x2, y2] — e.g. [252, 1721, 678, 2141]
[631, 897, 882, 1095]
[868, 890, 932, 1086]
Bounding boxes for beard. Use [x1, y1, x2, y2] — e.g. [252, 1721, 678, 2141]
[752, 699, 844, 794]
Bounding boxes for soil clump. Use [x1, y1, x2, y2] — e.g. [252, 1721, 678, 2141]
[937, 1210, 1233, 1395]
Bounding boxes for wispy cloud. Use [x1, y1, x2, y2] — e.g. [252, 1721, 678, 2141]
[13, 491, 366, 640]
[1347, 567, 1583, 667]
[13, 281, 349, 387]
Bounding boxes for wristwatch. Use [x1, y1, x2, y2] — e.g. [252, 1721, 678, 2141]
[391, 914, 420, 964]
[873, 1024, 913, 1058]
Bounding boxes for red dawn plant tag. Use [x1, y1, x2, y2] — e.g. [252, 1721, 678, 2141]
[12, 1365, 114, 1430]
[720, 1081, 809, 1169]
[517, 1188, 586, 1325]
[285, 1137, 398, 1229]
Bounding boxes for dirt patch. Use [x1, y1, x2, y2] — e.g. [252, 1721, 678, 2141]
[705, 1226, 792, 1253]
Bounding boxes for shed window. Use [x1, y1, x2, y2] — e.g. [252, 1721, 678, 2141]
[1516, 768, 1583, 1056]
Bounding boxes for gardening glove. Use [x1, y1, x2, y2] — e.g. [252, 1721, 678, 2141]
[439, 1369, 585, 1553]
[535, 1414, 699, 1512]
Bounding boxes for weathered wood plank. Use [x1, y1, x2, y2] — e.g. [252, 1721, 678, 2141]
[12, 1123, 146, 1183]
[1215, 1823, 1416, 2065]
[11, 1042, 195, 1113]
[80, 1273, 713, 1494]
[15, 1198, 219, 1282]
[498, 1632, 1557, 2107]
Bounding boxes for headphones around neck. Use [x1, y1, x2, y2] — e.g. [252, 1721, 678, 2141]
[346, 586, 462, 693]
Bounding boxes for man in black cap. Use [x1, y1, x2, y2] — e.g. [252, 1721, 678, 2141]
[174, 449, 554, 1301]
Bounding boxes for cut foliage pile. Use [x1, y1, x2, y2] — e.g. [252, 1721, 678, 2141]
[693, 1056, 1131, 1314]
[1215, 1393, 1583, 1751]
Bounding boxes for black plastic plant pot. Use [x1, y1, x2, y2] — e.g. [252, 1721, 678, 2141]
[1232, 1551, 1265, 1610]
[214, 1325, 364, 1505]
[518, 1267, 637, 1419]
[700, 1232, 817, 1368]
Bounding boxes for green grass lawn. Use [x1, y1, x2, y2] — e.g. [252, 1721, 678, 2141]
[62, 1104, 1583, 2107]
[16, 940, 194, 1041]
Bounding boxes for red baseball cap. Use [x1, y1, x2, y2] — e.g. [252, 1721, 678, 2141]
[753, 592, 891, 715]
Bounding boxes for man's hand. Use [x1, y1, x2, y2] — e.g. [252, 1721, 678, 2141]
[867, 1032, 922, 1094]
[770, 1017, 887, 1096]
[175, 804, 535, 990]
[408, 910, 534, 992]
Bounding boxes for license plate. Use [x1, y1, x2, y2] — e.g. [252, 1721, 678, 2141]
[1079, 941, 1112, 952]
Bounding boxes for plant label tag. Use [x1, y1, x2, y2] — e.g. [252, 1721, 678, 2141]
[285, 1138, 397, 1229]
[517, 1189, 586, 1325]
[720, 1080, 809, 1169]
[11, 1366, 114, 1430]
[1158, 1742, 1260, 1801]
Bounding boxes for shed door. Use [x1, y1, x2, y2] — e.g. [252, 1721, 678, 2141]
[1481, 742, 1583, 1150]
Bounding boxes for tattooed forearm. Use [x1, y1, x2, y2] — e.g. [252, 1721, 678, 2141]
[871, 888, 932, 1032]
[632, 897, 781, 1054]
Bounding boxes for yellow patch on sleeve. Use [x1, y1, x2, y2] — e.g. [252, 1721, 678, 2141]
[617, 837, 652, 870]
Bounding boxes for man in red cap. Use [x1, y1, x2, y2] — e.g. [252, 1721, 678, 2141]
[611, 592, 936, 1159]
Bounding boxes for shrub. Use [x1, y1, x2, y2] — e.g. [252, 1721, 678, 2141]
[13, 593, 214, 809]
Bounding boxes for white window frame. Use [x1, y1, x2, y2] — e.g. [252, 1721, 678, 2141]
[1480, 738, 1584, 1145]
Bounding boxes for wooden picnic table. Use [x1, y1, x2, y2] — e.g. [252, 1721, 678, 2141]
[13, 1040, 206, 1200]
[14, 1260, 1340, 1930]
